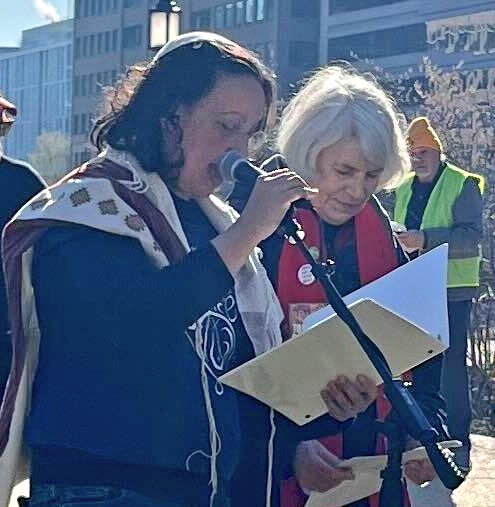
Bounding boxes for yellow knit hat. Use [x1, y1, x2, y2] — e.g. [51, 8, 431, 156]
[407, 117, 443, 153]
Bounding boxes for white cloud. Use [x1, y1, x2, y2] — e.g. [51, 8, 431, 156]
[33, 0, 61, 23]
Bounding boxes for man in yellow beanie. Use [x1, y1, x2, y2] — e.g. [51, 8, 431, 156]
[394, 116, 483, 472]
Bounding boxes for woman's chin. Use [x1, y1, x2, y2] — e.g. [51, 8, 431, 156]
[316, 208, 352, 226]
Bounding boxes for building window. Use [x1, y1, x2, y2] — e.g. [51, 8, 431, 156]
[111, 69, 118, 82]
[289, 41, 318, 68]
[88, 73, 95, 95]
[97, 33, 103, 53]
[81, 75, 87, 96]
[327, 23, 427, 60]
[91, 0, 97, 16]
[74, 76, 80, 96]
[256, 0, 265, 21]
[328, 0, 406, 14]
[225, 3, 235, 27]
[82, 36, 88, 56]
[191, 9, 211, 29]
[81, 113, 88, 133]
[103, 70, 110, 84]
[265, 41, 275, 68]
[215, 5, 225, 29]
[112, 29, 119, 51]
[292, 0, 319, 17]
[105, 31, 111, 52]
[72, 114, 79, 135]
[245, 0, 255, 23]
[122, 25, 142, 49]
[266, 0, 274, 20]
[124, 0, 142, 6]
[236, 1, 244, 25]
[75, 37, 81, 58]
[89, 34, 95, 55]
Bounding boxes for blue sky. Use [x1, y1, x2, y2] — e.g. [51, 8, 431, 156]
[2, 0, 72, 47]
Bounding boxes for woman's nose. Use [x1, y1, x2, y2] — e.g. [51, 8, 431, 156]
[346, 180, 367, 202]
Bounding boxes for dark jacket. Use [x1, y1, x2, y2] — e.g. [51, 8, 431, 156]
[0, 155, 46, 398]
[26, 190, 347, 504]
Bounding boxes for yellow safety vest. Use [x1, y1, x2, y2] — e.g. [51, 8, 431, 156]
[394, 163, 484, 288]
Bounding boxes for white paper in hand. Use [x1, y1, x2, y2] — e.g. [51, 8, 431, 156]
[305, 441, 461, 507]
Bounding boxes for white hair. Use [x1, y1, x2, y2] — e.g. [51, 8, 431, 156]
[277, 66, 410, 190]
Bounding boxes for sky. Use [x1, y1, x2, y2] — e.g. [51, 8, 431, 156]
[1, 0, 72, 47]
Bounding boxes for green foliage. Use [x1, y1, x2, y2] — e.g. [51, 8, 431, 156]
[28, 131, 71, 184]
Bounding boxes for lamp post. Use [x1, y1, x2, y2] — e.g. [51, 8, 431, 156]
[148, 0, 181, 50]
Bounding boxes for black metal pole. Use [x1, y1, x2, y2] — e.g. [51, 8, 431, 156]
[377, 406, 407, 506]
[277, 217, 466, 505]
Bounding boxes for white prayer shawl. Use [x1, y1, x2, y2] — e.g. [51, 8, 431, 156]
[0, 148, 283, 507]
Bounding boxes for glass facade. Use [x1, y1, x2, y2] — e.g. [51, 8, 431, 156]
[327, 23, 427, 61]
[329, 0, 407, 15]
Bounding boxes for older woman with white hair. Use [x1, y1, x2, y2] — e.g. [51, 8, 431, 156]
[244, 65, 448, 507]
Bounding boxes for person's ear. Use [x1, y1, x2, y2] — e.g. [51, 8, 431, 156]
[160, 114, 182, 146]
[159, 114, 184, 168]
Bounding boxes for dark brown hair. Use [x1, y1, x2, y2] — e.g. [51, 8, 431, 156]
[90, 38, 276, 180]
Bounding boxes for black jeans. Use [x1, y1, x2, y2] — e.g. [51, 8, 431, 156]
[28, 484, 230, 507]
[441, 300, 472, 449]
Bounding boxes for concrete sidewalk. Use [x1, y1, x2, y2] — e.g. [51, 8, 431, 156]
[407, 434, 495, 507]
[9, 434, 495, 506]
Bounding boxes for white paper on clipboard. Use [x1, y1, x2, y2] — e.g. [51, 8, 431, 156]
[304, 244, 449, 347]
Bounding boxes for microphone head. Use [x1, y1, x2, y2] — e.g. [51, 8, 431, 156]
[215, 150, 245, 202]
[218, 150, 245, 183]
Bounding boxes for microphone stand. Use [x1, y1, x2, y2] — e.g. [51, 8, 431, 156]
[278, 215, 465, 506]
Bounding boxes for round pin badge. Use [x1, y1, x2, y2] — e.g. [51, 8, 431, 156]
[297, 264, 316, 286]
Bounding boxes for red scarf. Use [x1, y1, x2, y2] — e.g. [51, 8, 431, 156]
[277, 201, 410, 507]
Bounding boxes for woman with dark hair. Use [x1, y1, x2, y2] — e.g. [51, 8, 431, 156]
[0, 33, 377, 507]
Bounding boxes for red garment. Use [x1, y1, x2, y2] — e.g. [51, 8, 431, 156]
[277, 201, 410, 507]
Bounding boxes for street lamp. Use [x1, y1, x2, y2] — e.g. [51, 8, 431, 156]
[148, 0, 181, 50]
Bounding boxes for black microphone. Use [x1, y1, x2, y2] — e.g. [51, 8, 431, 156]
[218, 150, 313, 211]
[219, 150, 311, 240]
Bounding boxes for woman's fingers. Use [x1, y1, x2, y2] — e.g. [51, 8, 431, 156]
[321, 388, 350, 422]
[321, 375, 378, 421]
[294, 441, 355, 492]
[259, 170, 318, 205]
[404, 459, 436, 485]
[356, 374, 378, 404]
